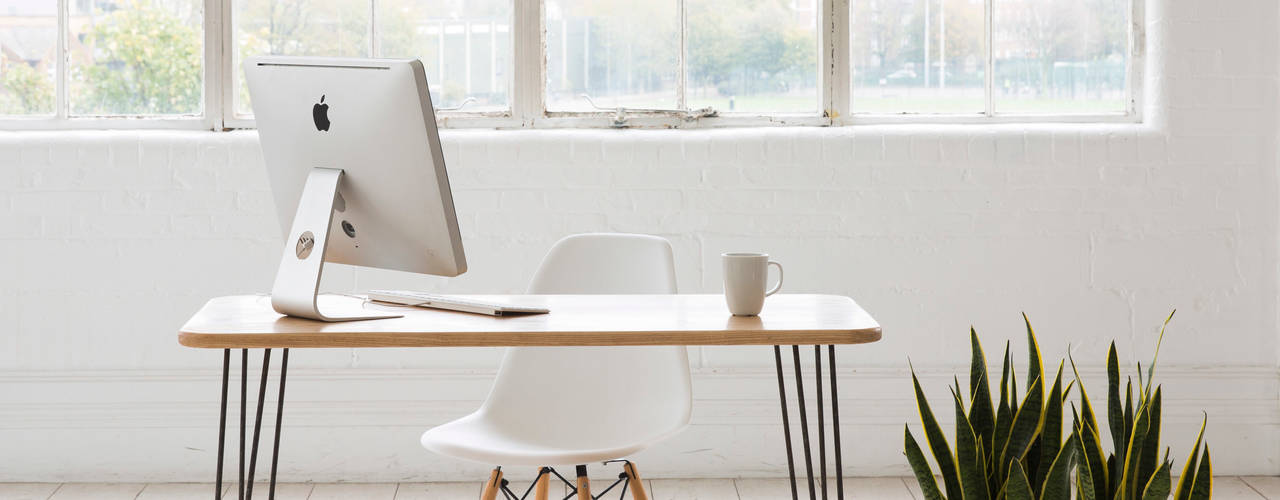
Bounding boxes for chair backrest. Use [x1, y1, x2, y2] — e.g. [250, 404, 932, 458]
[479, 233, 692, 450]
[526, 233, 679, 294]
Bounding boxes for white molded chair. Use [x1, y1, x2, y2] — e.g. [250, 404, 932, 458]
[421, 233, 691, 499]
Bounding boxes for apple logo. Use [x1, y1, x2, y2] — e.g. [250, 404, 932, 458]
[312, 95, 330, 131]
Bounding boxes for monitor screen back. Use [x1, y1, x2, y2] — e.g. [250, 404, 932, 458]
[245, 56, 466, 277]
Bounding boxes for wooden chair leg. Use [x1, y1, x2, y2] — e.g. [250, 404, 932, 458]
[535, 467, 551, 500]
[575, 465, 592, 499]
[623, 462, 649, 500]
[480, 467, 503, 500]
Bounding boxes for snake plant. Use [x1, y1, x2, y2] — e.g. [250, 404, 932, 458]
[905, 312, 1212, 500]
[1071, 311, 1212, 500]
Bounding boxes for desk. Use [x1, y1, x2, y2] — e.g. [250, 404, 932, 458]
[179, 294, 881, 500]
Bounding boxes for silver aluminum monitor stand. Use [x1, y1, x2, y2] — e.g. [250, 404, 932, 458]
[270, 168, 401, 322]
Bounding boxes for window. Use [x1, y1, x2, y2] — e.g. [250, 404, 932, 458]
[0, 0, 1139, 129]
[1, 0, 205, 127]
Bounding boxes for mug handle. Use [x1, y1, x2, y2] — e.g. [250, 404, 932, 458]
[765, 261, 784, 296]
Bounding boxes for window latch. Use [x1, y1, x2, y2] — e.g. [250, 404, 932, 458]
[435, 97, 476, 112]
[580, 94, 716, 128]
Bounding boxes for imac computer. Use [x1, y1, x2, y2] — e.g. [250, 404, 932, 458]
[245, 56, 465, 322]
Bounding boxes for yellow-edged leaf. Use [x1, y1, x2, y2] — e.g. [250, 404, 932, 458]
[1173, 414, 1207, 500]
[969, 328, 996, 462]
[904, 426, 946, 500]
[913, 369, 963, 499]
[1038, 430, 1078, 500]
[1006, 460, 1033, 500]
[1188, 446, 1212, 500]
[953, 388, 990, 500]
[999, 375, 1043, 478]
[1140, 460, 1171, 500]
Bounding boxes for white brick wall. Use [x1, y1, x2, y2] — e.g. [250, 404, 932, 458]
[3, 0, 1280, 481]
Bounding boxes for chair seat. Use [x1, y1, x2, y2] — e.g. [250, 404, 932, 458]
[422, 411, 683, 466]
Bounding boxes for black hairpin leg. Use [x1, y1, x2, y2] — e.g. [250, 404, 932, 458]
[791, 346, 817, 500]
[814, 346, 827, 500]
[246, 349, 272, 499]
[828, 345, 844, 500]
[216, 349, 290, 500]
[216, 349, 230, 500]
[774, 345, 846, 500]
[269, 349, 289, 500]
[240, 349, 247, 500]
[774, 346, 799, 500]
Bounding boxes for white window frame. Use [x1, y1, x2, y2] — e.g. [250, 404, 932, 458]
[0, 0, 221, 130]
[0, 0, 1142, 131]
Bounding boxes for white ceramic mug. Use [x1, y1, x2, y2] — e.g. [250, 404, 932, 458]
[722, 252, 784, 316]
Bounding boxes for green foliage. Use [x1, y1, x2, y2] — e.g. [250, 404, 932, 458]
[73, 0, 202, 115]
[904, 312, 1212, 500]
[1071, 311, 1212, 500]
[1173, 417, 1212, 500]
[686, 0, 816, 99]
[906, 315, 1070, 500]
[0, 58, 53, 115]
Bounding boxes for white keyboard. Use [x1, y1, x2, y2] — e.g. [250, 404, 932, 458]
[367, 290, 550, 316]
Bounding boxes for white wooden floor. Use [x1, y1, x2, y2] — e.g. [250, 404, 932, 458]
[1, 477, 1277, 499]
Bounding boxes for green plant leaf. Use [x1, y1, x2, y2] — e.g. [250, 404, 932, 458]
[1012, 367, 1020, 419]
[905, 426, 946, 500]
[1078, 414, 1109, 499]
[1035, 363, 1066, 493]
[954, 388, 991, 500]
[1143, 310, 1175, 401]
[1006, 460, 1034, 500]
[1173, 415, 1206, 500]
[1106, 343, 1124, 500]
[1068, 350, 1100, 443]
[1074, 425, 1098, 500]
[913, 369, 963, 499]
[1038, 430, 1078, 500]
[1123, 378, 1134, 458]
[1106, 456, 1118, 500]
[1139, 460, 1171, 500]
[1107, 342, 1124, 460]
[1136, 387, 1163, 493]
[999, 374, 1043, 480]
[1119, 392, 1152, 500]
[1023, 313, 1043, 393]
[1189, 446, 1212, 500]
[1136, 361, 1144, 406]
[970, 328, 996, 462]
[994, 342, 1014, 481]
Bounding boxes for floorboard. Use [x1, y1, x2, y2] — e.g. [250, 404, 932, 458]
[733, 478, 793, 500]
[844, 477, 915, 499]
[394, 482, 480, 499]
[218, 482, 314, 499]
[1216, 477, 1267, 499]
[649, 479, 739, 500]
[46, 483, 144, 500]
[1243, 477, 1280, 499]
[0, 483, 61, 500]
[134, 483, 214, 500]
[307, 482, 399, 500]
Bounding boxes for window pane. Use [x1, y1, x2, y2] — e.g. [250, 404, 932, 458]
[0, 2, 56, 116]
[993, 0, 1127, 113]
[376, 0, 510, 112]
[234, 0, 372, 116]
[851, 0, 985, 113]
[68, 0, 203, 116]
[686, 0, 819, 113]
[546, 0, 678, 111]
